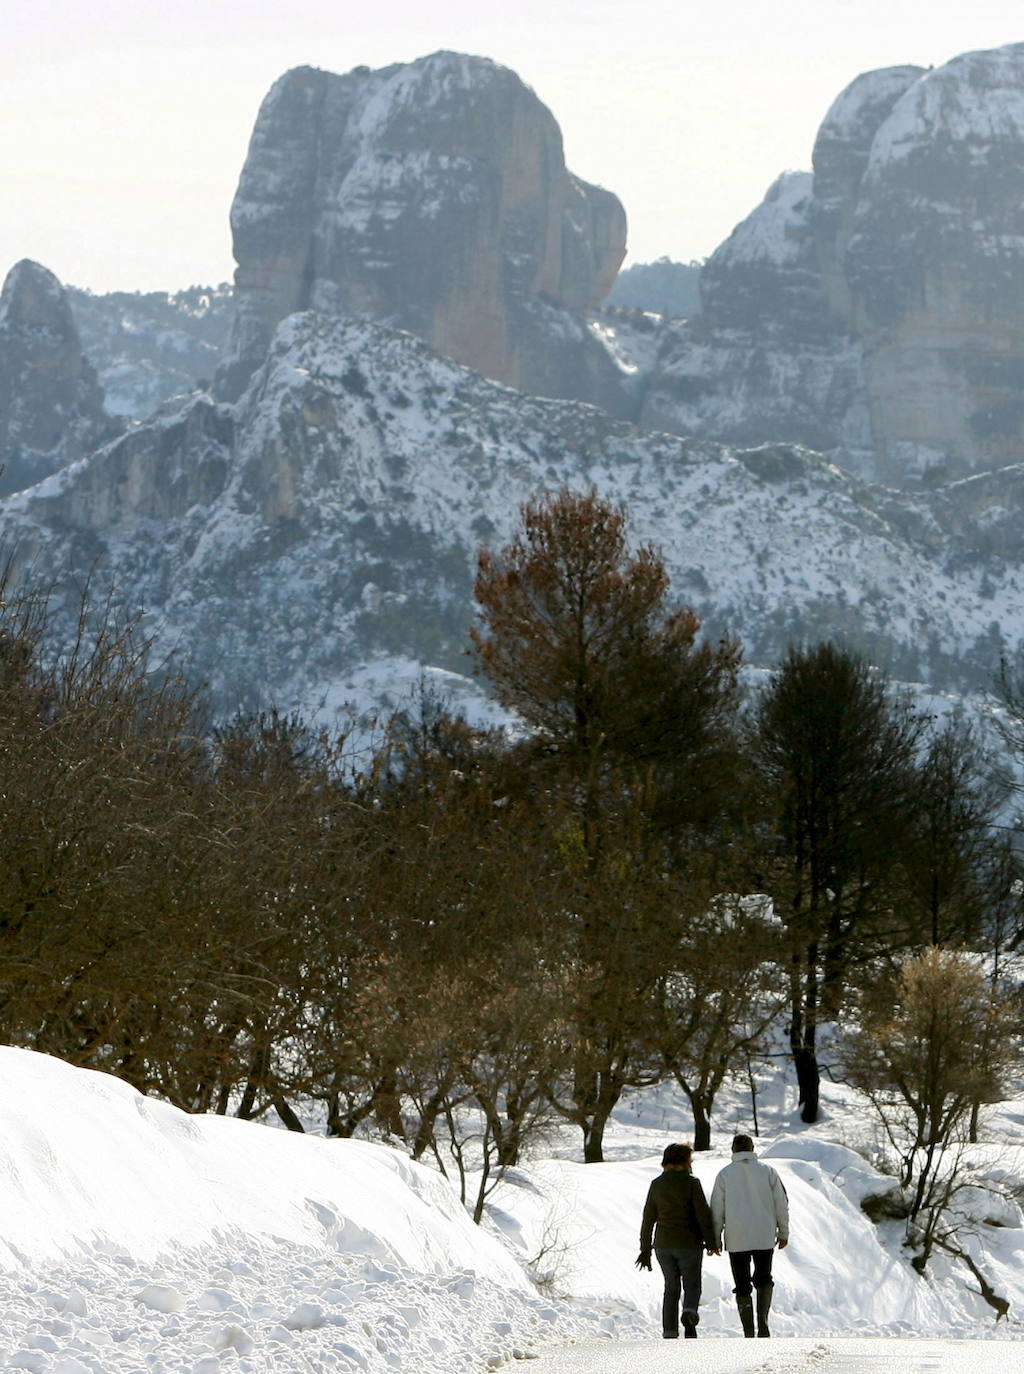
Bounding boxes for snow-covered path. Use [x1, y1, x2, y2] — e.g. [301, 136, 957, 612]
[1, 1048, 1022, 1371]
[529, 1337, 1024, 1372]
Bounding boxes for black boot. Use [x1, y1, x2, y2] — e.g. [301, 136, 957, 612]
[681, 1309, 699, 1339]
[756, 1281, 773, 1337]
[736, 1293, 755, 1338]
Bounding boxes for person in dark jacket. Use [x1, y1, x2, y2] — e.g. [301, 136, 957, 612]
[636, 1142, 718, 1339]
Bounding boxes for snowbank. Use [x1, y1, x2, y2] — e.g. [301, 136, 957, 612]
[0, 1047, 589, 1373]
[0, 1046, 522, 1282]
[0, 1045, 1021, 1373]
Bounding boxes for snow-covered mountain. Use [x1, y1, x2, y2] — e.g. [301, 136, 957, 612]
[640, 44, 1024, 488]
[3, 309, 1023, 715]
[5, 44, 1024, 710]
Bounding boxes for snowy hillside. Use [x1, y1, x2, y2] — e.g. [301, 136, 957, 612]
[3, 311, 1024, 719]
[0, 1047, 1021, 1372]
[67, 284, 232, 420]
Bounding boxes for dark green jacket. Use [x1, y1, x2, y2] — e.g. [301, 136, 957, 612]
[640, 1170, 715, 1251]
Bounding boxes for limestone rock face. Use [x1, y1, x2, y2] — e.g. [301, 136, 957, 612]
[640, 175, 874, 462]
[700, 172, 831, 341]
[216, 52, 628, 410]
[0, 260, 117, 494]
[642, 43, 1024, 486]
[810, 65, 925, 324]
[845, 44, 1024, 482]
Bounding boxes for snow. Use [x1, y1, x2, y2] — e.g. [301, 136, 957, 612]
[868, 44, 1024, 169]
[530, 1336, 1023, 1372]
[295, 656, 514, 743]
[587, 314, 663, 382]
[711, 172, 813, 269]
[815, 65, 926, 152]
[328, 150, 478, 234]
[0, 1047, 569, 1373]
[0, 1045, 1022, 1372]
[352, 52, 501, 141]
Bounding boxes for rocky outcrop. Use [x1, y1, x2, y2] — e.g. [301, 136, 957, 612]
[641, 43, 1024, 487]
[639, 174, 874, 462]
[0, 261, 118, 495]
[844, 44, 1024, 483]
[809, 64, 925, 325]
[700, 172, 831, 341]
[216, 52, 629, 413]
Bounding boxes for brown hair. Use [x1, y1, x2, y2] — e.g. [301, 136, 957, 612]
[661, 1142, 693, 1170]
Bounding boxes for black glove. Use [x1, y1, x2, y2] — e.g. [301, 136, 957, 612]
[635, 1249, 652, 1271]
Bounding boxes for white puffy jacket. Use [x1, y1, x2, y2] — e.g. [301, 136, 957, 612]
[710, 1151, 789, 1252]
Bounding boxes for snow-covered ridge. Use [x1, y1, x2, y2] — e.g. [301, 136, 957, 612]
[867, 44, 1024, 169]
[3, 309, 1024, 712]
[710, 172, 814, 269]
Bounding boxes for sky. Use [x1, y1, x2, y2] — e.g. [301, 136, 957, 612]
[4, 0, 1024, 294]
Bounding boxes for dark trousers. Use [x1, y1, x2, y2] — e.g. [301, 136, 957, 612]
[655, 1246, 703, 1336]
[729, 1248, 773, 1296]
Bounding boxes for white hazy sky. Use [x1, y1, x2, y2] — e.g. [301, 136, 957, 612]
[4, 1, 1023, 293]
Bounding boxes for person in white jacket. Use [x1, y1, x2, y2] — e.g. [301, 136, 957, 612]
[710, 1134, 789, 1338]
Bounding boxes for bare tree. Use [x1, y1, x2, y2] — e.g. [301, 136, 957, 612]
[656, 894, 787, 1150]
[839, 946, 1023, 1270]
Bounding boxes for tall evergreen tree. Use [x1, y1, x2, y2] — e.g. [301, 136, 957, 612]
[751, 642, 924, 1122]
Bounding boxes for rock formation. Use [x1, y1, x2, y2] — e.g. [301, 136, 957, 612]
[641, 43, 1024, 486]
[809, 64, 925, 325]
[640, 172, 873, 460]
[844, 45, 1024, 483]
[0, 260, 117, 495]
[215, 52, 629, 413]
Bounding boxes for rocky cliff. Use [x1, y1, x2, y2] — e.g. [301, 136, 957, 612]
[642, 43, 1024, 487]
[0, 261, 118, 496]
[846, 44, 1024, 483]
[215, 52, 629, 415]
[639, 172, 874, 460]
